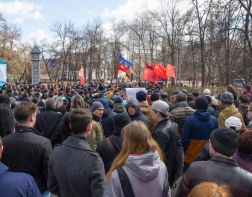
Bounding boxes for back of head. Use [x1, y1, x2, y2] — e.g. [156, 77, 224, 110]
[203, 88, 211, 96]
[224, 116, 242, 132]
[220, 92, 234, 105]
[0, 94, 10, 106]
[238, 131, 252, 156]
[210, 128, 239, 157]
[121, 121, 160, 156]
[176, 91, 187, 102]
[188, 182, 232, 197]
[150, 93, 160, 103]
[113, 112, 131, 135]
[195, 96, 209, 111]
[98, 98, 109, 109]
[136, 90, 147, 102]
[14, 101, 37, 124]
[0, 105, 15, 137]
[69, 109, 92, 135]
[71, 95, 84, 109]
[45, 98, 56, 111]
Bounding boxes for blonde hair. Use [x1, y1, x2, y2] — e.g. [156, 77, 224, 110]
[188, 182, 232, 197]
[71, 95, 84, 109]
[105, 121, 163, 182]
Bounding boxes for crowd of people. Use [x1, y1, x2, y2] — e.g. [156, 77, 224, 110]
[0, 81, 252, 197]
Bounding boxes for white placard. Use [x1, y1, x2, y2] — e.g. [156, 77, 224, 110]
[126, 88, 147, 100]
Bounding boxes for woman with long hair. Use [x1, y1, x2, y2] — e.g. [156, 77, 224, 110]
[104, 121, 170, 197]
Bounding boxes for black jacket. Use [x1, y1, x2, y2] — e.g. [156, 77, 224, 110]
[153, 119, 183, 186]
[35, 110, 63, 144]
[101, 108, 116, 137]
[176, 156, 252, 197]
[48, 135, 105, 197]
[2, 126, 52, 193]
[97, 134, 122, 172]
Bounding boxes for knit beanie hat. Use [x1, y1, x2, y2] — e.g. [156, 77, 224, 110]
[113, 112, 131, 128]
[136, 91, 147, 102]
[176, 91, 187, 102]
[91, 101, 104, 112]
[113, 96, 123, 103]
[98, 98, 109, 109]
[220, 92, 234, 104]
[195, 96, 208, 110]
[210, 128, 239, 156]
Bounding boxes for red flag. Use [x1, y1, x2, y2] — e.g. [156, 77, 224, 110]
[154, 63, 167, 79]
[166, 64, 176, 78]
[142, 65, 158, 84]
[79, 66, 85, 85]
[116, 63, 127, 72]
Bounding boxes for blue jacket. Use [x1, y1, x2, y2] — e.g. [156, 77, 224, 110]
[0, 162, 41, 197]
[101, 108, 116, 137]
[182, 110, 218, 164]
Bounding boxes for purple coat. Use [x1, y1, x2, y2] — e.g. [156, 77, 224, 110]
[233, 153, 252, 174]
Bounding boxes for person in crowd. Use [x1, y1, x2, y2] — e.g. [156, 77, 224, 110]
[243, 84, 252, 101]
[224, 116, 242, 133]
[202, 88, 211, 96]
[136, 90, 155, 132]
[205, 95, 218, 117]
[187, 182, 232, 197]
[48, 109, 105, 197]
[160, 91, 168, 102]
[52, 94, 84, 145]
[182, 96, 218, 170]
[97, 112, 131, 172]
[170, 91, 195, 134]
[88, 101, 104, 150]
[57, 99, 68, 115]
[187, 93, 196, 109]
[0, 93, 11, 107]
[0, 137, 41, 197]
[0, 105, 15, 137]
[104, 121, 170, 197]
[150, 92, 160, 104]
[247, 103, 252, 128]
[152, 100, 183, 186]
[218, 92, 244, 128]
[176, 128, 252, 197]
[238, 95, 250, 126]
[113, 96, 126, 113]
[35, 98, 63, 146]
[127, 99, 149, 127]
[1, 101, 52, 197]
[232, 131, 252, 173]
[227, 85, 239, 108]
[98, 98, 116, 137]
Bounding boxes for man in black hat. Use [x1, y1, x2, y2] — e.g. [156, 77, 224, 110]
[218, 92, 244, 128]
[176, 128, 252, 197]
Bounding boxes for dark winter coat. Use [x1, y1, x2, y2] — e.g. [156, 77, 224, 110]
[101, 108, 116, 137]
[48, 135, 105, 197]
[2, 126, 52, 193]
[153, 119, 183, 186]
[35, 110, 63, 144]
[176, 156, 252, 197]
[0, 162, 41, 197]
[97, 134, 122, 172]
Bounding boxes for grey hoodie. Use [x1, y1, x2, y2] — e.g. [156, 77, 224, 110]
[104, 151, 171, 197]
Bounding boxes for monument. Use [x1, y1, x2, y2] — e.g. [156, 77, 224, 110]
[30, 45, 41, 85]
